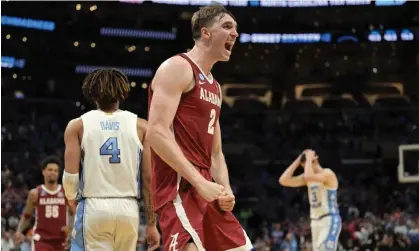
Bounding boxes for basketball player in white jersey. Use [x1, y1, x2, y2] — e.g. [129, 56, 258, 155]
[279, 149, 341, 251]
[62, 68, 160, 251]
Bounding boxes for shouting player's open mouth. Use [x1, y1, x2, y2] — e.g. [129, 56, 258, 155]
[224, 41, 234, 54]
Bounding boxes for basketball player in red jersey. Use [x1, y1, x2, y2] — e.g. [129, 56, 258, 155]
[147, 4, 252, 251]
[15, 156, 75, 251]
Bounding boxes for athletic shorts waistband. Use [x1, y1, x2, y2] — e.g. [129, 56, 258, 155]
[78, 196, 139, 201]
[311, 213, 340, 221]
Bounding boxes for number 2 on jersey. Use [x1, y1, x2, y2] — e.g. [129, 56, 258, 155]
[100, 137, 121, 163]
[207, 109, 216, 135]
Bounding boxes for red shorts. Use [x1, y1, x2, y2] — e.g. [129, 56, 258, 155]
[156, 172, 252, 251]
[33, 239, 66, 251]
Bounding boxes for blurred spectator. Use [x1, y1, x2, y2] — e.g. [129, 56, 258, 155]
[278, 230, 298, 251]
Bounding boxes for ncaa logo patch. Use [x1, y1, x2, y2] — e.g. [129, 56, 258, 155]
[198, 73, 205, 81]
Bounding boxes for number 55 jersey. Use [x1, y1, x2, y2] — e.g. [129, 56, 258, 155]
[33, 185, 68, 243]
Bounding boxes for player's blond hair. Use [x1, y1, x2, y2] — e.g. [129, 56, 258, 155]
[191, 3, 235, 41]
[82, 68, 130, 110]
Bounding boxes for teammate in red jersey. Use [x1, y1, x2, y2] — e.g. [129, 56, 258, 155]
[15, 156, 74, 251]
[147, 4, 252, 251]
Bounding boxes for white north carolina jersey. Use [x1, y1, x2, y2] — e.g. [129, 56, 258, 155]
[307, 176, 339, 220]
[78, 110, 142, 199]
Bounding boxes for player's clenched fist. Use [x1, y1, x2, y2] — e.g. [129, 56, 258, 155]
[218, 191, 235, 212]
[196, 180, 225, 202]
[146, 225, 161, 251]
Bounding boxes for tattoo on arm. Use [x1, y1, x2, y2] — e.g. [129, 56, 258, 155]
[142, 187, 156, 226]
[139, 119, 157, 226]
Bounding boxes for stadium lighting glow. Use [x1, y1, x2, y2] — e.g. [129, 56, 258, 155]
[1, 16, 55, 31]
[239, 33, 332, 44]
[75, 65, 153, 77]
[100, 27, 176, 40]
[2, 56, 26, 69]
[119, 0, 378, 7]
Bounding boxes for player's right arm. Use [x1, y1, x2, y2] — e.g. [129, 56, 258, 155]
[147, 56, 224, 202]
[15, 188, 38, 243]
[278, 154, 306, 187]
[63, 118, 83, 201]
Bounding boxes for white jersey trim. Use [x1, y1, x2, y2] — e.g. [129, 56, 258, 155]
[41, 185, 62, 195]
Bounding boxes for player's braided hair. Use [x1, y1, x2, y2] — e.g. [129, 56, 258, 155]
[82, 68, 130, 110]
[191, 3, 235, 41]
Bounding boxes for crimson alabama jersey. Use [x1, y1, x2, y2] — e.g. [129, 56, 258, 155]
[33, 185, 68, 242]
[148, 53, 222, 211]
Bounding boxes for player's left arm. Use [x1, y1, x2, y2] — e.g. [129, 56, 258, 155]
[211, 85, 235, 211]
[63, 118, 82, 202]
[211, 84, 232, 195]
[211, 119, 236, 212]
[211, 120, 232, 194]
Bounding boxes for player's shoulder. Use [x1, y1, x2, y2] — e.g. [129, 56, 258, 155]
[159, 55, 191, 71]
[118, 110, 144, 127]
[117, 109, 138, 118]
[323, 168, 338, 187]
[323, 168, 336, 176]
[154, 55, 193, 86]
[66, 117, 83, 130]
[28, 187, 39, 201]
[64, 117, 83, 141]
